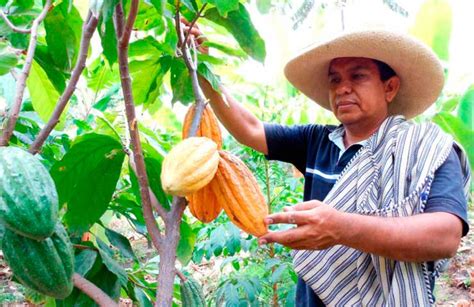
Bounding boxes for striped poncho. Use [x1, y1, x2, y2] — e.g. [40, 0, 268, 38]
[293, 116, 471, 306]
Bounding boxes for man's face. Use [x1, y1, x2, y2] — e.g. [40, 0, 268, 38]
[328, 57, 397, 127]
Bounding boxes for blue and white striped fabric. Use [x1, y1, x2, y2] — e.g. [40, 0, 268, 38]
[293, 116, 471, 306]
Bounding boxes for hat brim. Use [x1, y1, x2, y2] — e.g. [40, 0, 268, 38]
[284, 30, 444, 119]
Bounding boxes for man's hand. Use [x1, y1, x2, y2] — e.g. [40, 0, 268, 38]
[258, 200, 344, 250]
[180, 18, 209, 54]
[259, 201, 463, 262]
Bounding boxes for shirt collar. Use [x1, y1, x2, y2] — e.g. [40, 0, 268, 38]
[328, 125, 368, 157]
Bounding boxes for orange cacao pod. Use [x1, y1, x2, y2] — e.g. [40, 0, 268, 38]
[209, 151, 268, 237]
[182, 104, 222, 149]
[187, 184, 222, 223]
[161, 137, 219, 196]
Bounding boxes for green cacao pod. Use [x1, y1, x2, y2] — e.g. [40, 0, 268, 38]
[180, 277, 205, 306]
[0, 146, 58, 239]
[2, 223, 74, 299]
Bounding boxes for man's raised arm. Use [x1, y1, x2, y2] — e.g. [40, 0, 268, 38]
[199, 77, 268, 155]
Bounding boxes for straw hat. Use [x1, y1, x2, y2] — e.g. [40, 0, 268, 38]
[284, 30, 444, 119]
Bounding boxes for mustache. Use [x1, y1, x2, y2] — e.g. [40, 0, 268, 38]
[335, 96, 358, 106]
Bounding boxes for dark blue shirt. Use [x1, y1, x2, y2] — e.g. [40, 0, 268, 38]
[264, 123, 469, 307]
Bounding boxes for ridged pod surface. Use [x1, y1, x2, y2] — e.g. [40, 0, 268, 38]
[0, 146, 58, 239]
[182, 104, 222, 149]
[2, 223, 74, 299]
[210, 151, 268, 237]
[187, 184, 222, 223]
[161, 137, 219, 196]
[180, 277, 205, 307]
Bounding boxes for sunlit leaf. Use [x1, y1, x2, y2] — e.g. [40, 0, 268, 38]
[205, 4, 266, 63]
[410, 0, 452, 61]
[26, 60, 66, 129]
[0, 42, 18, 76]
[458, 85, 473, 129]
[432, 112, 474, 169]
[204, 0, 239, 17]
[130, 55, 171, 106]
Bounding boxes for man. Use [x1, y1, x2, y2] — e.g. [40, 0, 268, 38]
[193, 27, 471, 306]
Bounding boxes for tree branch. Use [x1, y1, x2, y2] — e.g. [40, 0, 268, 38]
[28, 11, 98, 154]
[0, 0, 52, 146]
[156, 197, 187, 305]
[73, 273, 118, 307]
[113, 0, 164, 255]
[154, 6, 210, 305]
[174, 7, 207, 139]
[113, 2, 124, 39]
[0, 10, 31, 33]
[120, 0, 139, 44]
[181, 3, 208, 49]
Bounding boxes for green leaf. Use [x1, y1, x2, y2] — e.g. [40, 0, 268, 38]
[271, 263, 287, 283]
[0, 42, 18, 76]
[176, 220, 196, 265]
[104, 227, 137, 260]
[75, 249, 98, 276]
[34, 44, 67, 93]
[198, 62, 220, 92]
[26, 60, 66, 129]
[97, 238, 128, 287]
[432, 112, 474, 169]
[129, 142, 170, 210]
[4, 0, 34, 12]
[202, 41, 247, 58]
[150, 0, 166, 14]
[98, 15, 118, 66]
[86, 56, 120, 92]
[205, 0, 239, 17]
[44, 2, 83, 72]
[458, 85, 474, 129]
[170, 58, 194, 104]
[173, 0, 197, 13]
[129, 36, 163, 59]
[134, 287, 153, 307]
[205, 4, 266, 63]
[130, 55, 171, 106]
[135, 1, 166, 31]
[50, 133, 125, 232]
[239, 279, 256, 301]
[439, 95, 460, 112]
[100, 0, 119, 22]
[410, 0, 452, 61]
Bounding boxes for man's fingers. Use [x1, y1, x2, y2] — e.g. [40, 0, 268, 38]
[284, 200, 322, 212]
[264, 210, 308, 225]
[258, 227, 306, 245]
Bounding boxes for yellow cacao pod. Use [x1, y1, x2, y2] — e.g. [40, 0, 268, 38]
[187, 184, 222, 223]
[161, 137, 219, 196]
[210, 151, 268, 237]
[182, 104, 222, 149]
